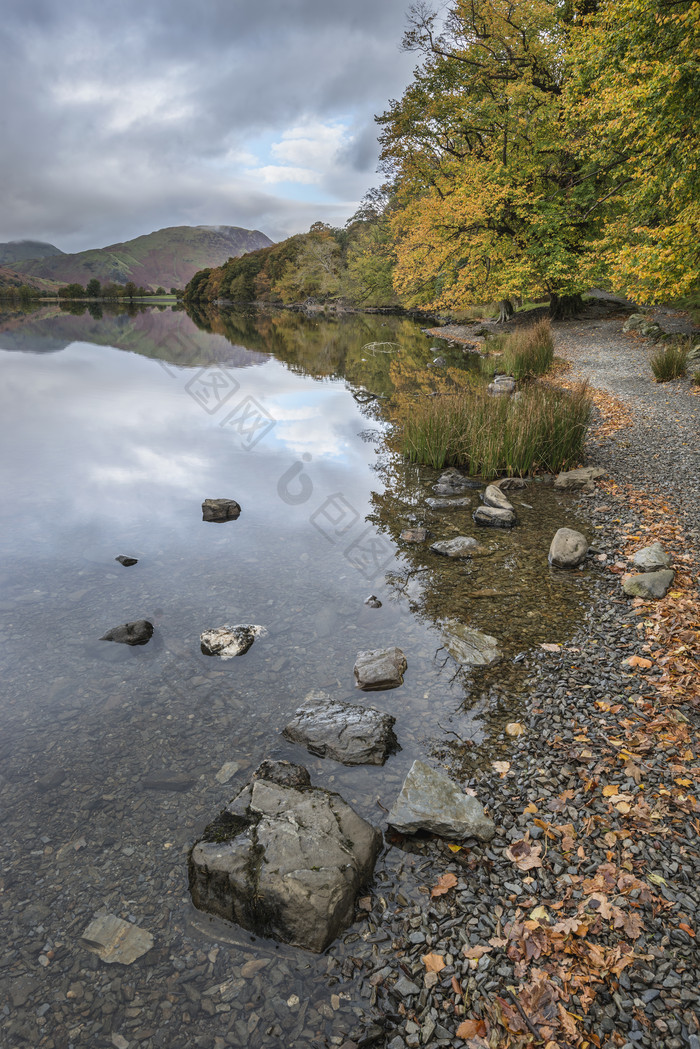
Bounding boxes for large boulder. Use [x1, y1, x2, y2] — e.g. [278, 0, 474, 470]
[282, 691, 399, 766]
[622, 569, 674, 600]
[483, 484, 514, 512]
[387, 760, 495, 841]
[202, 498, 241, 522]
[473, 505, 516, 529]
[441, 619, 501, 665]
[632, 542, 672, 573]
[188, 765, 381, 953]
[100, 620, 153, 646]
[354, 647, 407, 691]
[200, 625, 266, 658]
[430, 536, 486, 558]
[548, 527, 588, 569]
[553, 466, 606, 491]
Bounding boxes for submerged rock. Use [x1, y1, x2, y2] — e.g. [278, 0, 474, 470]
[81, 914, 153, 965]
[622, 569, 674, 600]
[115, 555, 138, 567]
[548, 527, 589, 569]
[200, 624, 266, 658]
[430, 536, 486, 558]
[283, 691, 398, 765]
[188, 764, 381, 953]
[354, 647, 407, 691]
[202, 498, 241, 522]
[432, 469, 482, 495]
[426, 496, 472, 510]
[100, 620, 153, 646]
[473, 505, 516, 529]
[553, 466, 606, 491]
[400, 528, 430, 543]
[483, 484, 514, 512]
[441, 619, 501, 665]
[632, 542, 672, 573]
[387, 760, 495, 841]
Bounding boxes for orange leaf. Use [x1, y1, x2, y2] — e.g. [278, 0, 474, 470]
[431, 872, 458, 897]
[456, 1019, 487, 1039]
[625, 655, 653, 669]
[602, 784, 619, 797]
[422, 952, 445, 973]
[679, 922, 695, 937]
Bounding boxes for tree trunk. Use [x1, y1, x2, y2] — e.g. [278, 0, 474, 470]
[497, 298, 514, 323]
[549, 293, 584, 320]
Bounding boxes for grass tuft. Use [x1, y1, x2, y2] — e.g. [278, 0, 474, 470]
[481, 318, 554, 382]
[650, 341, 688, 382]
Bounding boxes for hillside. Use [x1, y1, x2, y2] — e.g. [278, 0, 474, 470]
[0, 240, 65, 265]
[15, 225, 273, 291]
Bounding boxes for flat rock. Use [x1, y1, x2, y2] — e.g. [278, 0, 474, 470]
[400, 528, 429, 543]
[188, 771, 381, 953]
[354, 647, 407, 691]
[553, 466, 606, 491]
[548, 527, 589, 568]
[81, 914, 154, 965]
[202, 498, 241, 522]
[495, 477, 527, 490]
[200, 624, 266, 658]
[387, 760, 495, 840]
[141, 771, 195, 792]
[36, 768, 67, 792]
[632, 542, 672, 573]
[432, 469, 482, 495]
[283, 691, 399, 765]
[473, 505, 516, 528]
[483, 484, 514, 511]
[487, 375, 516, 396]
[622, 569, 674, 600]
[115, 555, 138, 567]
[100, 620, 153, 646]
[441, 619, 501, 665]
[252, 759, 310, 788]
[426, 496, 472, 509]
[430, 536, 486, 558]
[215, 761, 242, 785]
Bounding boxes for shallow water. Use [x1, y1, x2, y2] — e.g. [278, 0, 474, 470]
[0, 303, 592, 1047]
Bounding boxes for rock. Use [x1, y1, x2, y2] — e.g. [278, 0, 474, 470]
[354, 647, 407, 691]
[400, 528, 429, 543]
[432, 469, 482, 495]
[100, 620, 153, 646]
[387, 760, 495, 841]
[81, 914, 154, 964]
[215, 761, 241, 785]
[426, 496, 472, 509]
[253, 759, 311, 788]
[200, 624, 266, 658]
[282, 691, 399, 766]
[115, 555, 138, 567]
[429, 536, 486, 558]
[141, 771, 195, 791]
[364, 594, 382, 608]
[495, 476, 527, 490]
[622, 313, 646, 332]
[188, 776, 381, 953]
[36, 768, 67, 791]
[686, 343, 700, 363]
[10, 976, 39, 1008]
[622, 569, 674, 600]
[632, 542, 672, 572]
[441, 619, 501, 665]
[483, 484, 514, 511]
[548, 527, 589, 568]
[430, 355, 446, 366]
[473, 505, 516, 528]
[553, 466, 606, 491]
[487, 375, 516, 396]
[202, 498, 241, 522]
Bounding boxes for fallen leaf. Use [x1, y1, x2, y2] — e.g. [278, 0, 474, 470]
[529, 904, 550, 922]
[456, 1019, 487, 1039]
[492, 760, 511, 776]
[431, 872, 458, 897]
[523, 802, 538, 814]
[625, 655, 653, 669]
[505, 839, 543, 871]
[505, 721, 525, 737]
[602, 784, 620, 797]
[463, 945, 493, 960]
[422, 952, 445, 973]
[540, 643, 561, 652]
[446, 843, 462, 853]
[616, 801, 632, 814]
[678, 922, 695, 937]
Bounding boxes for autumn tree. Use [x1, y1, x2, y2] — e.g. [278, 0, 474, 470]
[377, 0, 610, 317]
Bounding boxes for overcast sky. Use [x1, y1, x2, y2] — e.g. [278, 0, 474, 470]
[1, 0, 418, 253]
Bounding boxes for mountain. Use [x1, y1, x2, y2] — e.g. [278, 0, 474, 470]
[0, 240, 65, 265]
[14, 225, 274, 291]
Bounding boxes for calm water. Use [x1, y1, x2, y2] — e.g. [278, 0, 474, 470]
[0, 303, 591, 1048]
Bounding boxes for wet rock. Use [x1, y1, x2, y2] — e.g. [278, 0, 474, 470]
[215, 760, 241, 784]
[202, 498, 241, 522]
[364, 594, 382, 608]
[141, 771, 195, 791]
[632, 542, 672, 573]
[81, 914, 154, 964]
[483, 484, 514, 512]
[553, 466, 606, 491]
[354, 647, 407, 691]
[496, 476, 527, 490]
[10, 975, 39, 1008]
[387, 760, 496, 841]
[622, 569, 674, 600]
[432, 469, 482, 495]
[188, 776, 381, 952]
[426, 496, 472, 509]
[400, 528, 429, 543]
[253, 758, 311, 788]
[441, 619, 501, 665]
[200, 624, 266, 658]
[100, 620, 153, 646]
[473, 505, 516, 528]
[548, 527, 589, 568]
[115, 555, 138, 567]
[282, 691, 398, 766]
[430, 536, 485, 558]
[36, 768, 67, 791]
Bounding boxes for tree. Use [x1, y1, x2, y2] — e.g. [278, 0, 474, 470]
[377, 1, 610, 316]
[86, 278, 101, 298]
[124, 281, 137, 300]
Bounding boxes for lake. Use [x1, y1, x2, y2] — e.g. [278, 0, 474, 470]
[0, 303, 590, 1048]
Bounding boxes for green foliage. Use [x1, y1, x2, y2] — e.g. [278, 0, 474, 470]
[650, 343, 688, 382]
[86, 278, 101, 297]
[58, 282, 85, 298]
[400, 383, 592, 475]
[693, 371, 700, 387]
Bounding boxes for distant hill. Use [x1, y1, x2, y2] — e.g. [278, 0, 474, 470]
[15, 225, 274, 291]
[0, 240, 65, 265]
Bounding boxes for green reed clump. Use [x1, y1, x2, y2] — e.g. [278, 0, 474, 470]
[693, 370, 700, 386]
[401, 382, 591, 475]
[650, 342, 688, 381]
[481, 318, 554, 382]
